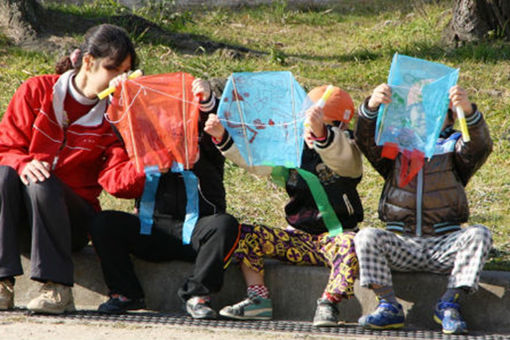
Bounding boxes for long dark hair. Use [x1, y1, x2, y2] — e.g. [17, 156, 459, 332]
[55, 24, 137, 74]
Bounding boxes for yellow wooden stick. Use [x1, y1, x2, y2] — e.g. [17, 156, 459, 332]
[456, 106, 471, 142]
[97, 69, 143, 100]
[316, 84, 335, 109]
[304, 84, 334, 128]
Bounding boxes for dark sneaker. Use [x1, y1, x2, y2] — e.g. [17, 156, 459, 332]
[358, 299, 405, 329]
[98, 294, 145, 314]
[312, 298, 339, 327]
[219, 292, 272, 320]
[185, 296, 217, 319]
[434, 299, 468, 334]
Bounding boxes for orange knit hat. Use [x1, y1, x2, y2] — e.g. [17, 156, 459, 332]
[307, 85, 355, 124]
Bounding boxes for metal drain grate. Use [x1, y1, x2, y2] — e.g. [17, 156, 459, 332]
[3, 310, 509, 340]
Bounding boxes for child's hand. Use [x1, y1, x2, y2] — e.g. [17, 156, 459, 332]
[204, 114, 225, 140]
[367, 83, 392, 111]
[108, 72, 129, 91]
[449, 85, 473, 116]
[192, 78, 212, 101]
[305, 106, 326, 139]
[304, 128, 315, 149]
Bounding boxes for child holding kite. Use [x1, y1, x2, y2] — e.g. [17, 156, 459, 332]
[88, 77, 241, 320]
[0, 24, 145, 314]
[205, 85, 364, 326]
[353, 82, 493, 334]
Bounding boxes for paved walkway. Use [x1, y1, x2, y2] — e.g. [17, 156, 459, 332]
[1, 310, 509, 340]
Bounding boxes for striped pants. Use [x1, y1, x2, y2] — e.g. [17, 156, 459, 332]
[233, 224, 358, 298]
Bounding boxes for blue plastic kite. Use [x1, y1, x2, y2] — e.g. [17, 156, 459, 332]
[376, 53, 459, 159]
[217, 71, 307, 168]
[218, 71, 344, 236]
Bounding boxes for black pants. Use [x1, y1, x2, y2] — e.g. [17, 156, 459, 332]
[0, 166, 95, 286]
[89, 210, 240, 301]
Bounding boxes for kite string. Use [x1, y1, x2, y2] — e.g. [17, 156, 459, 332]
[104, 81, 199, 124]
[104, 80, 307, 129]
[217, 117, 305, 128]
[104, 85, 144, 124]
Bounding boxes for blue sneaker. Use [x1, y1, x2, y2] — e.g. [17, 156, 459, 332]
[358, 299, 405, 329]
[434, 299, 468, 334]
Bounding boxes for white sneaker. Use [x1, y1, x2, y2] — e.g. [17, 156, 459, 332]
[27, 282, 75, 314]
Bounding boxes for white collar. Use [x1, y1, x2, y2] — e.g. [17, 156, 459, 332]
[52, 70, 107, 127]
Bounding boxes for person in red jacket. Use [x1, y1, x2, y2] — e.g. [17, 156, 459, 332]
[0, 24, 145, 314]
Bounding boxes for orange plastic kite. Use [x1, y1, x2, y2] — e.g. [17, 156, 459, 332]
[106, 72, 200, 172]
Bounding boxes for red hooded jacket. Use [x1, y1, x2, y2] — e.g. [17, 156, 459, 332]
[0, 71, 145, 210]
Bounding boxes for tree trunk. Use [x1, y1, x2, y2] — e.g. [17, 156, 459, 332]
[0, 0, 43, 44]
[443, 0, 510, 45]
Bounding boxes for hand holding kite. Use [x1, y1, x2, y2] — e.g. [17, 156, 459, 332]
[204, 113, 225, 141]
[305, 106, 326, 139]
[368, 83, 392, 111]
[449, 85, 472, 142]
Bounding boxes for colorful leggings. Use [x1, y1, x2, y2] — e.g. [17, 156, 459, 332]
[233, 224, 358, 298]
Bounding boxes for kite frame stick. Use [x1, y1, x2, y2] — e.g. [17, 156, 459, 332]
[125, 90, 141, 172]
[290, 73, 300, 167]
[232, 76, 254, 166]
[376, 104, 389, 145]
[97, 69, 143, 100]
[182, 73, 190, 168]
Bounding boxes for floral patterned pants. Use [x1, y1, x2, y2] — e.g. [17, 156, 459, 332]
[233, 224, 359, 298]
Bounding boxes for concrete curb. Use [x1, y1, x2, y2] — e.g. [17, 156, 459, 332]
[14, 246, 510, 332]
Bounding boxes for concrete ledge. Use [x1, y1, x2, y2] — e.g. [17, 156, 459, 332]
[15, 246, 510, 332]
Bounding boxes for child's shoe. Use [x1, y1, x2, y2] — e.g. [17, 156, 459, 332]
[219, 291, 272, 320]
[185, 296, 217, 319]
[312, 298, 339, 327]
[98, 294, 145, 314]
[358, 299, 405, 329]
[27, 281, 75, 314]
[433, 298, 468, 334]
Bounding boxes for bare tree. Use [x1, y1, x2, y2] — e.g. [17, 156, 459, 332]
[443, 0, 510, 45]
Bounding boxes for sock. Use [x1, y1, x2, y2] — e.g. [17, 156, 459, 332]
[441, 288, 465, 302]
[373, 285, 398, 304]
[247, 284, 270, 299]
[321, 292, 342, 304]
[111, 293, 130, 302]
[189, 295, 211, 304]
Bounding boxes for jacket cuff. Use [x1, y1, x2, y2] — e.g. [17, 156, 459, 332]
[314, 125, 335, 149]
[199, 95, 216, 113]
[215, 131, 233, 152]
[359, 97, 379, 120]
[464, 104, 482, 126]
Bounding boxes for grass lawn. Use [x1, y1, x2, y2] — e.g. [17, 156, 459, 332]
[0, 0, 508, 269]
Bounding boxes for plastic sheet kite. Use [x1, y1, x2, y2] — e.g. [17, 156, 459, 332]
[107, 72, 200, 172]
[106, 72, 200, 243]
[218, 71, 344, 236]
[217, 71, 307, 168]
[376, 53, 459, 186]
